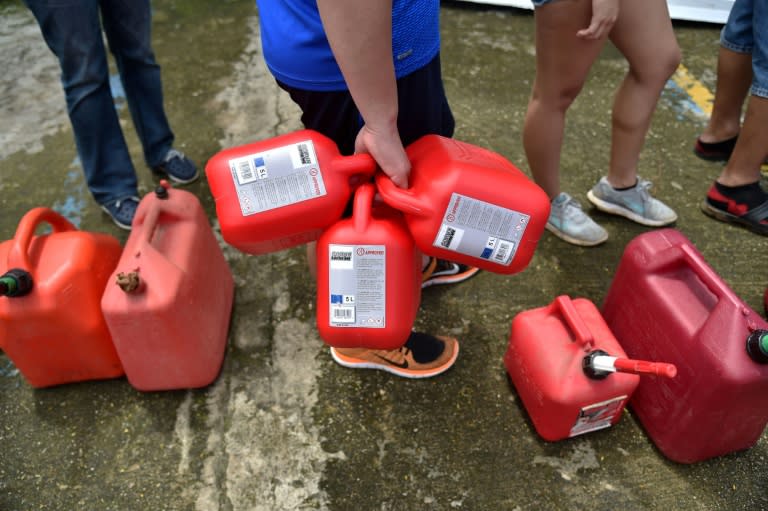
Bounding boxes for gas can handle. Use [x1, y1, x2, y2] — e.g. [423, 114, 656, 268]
[553, 295, 594, 350]
[352, 183, 375, 233]
[374, 171, 431, 217]
[332, 153, 377, 179]
[8, 207, 76, 269]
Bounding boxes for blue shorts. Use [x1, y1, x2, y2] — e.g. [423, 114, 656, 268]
[721, 0, 768, 97]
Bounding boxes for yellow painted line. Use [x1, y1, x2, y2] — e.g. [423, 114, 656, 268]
[672, 64, 714, 116]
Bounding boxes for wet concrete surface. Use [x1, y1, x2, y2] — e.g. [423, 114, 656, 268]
[1, 1, 767, 510]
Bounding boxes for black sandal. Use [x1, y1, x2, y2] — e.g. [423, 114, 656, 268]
[701, 198, 768, 235]
[693, 135, 738, 162]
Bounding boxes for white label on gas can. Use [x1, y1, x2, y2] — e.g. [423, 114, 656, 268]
[569, 395, 627, 437]
[228, 140, 327, 216]
[328, 244, 386, 328]
[432, 193, 529, 266]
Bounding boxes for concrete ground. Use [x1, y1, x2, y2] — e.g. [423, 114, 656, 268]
[1, 1, 766, 510]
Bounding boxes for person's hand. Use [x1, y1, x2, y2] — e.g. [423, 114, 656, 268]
[576, 0, 618, 40]
[354, 124, 411, 189]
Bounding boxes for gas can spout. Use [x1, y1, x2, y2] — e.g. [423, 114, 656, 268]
[583, 350, 677, 379]
[0, 269, 33, 298]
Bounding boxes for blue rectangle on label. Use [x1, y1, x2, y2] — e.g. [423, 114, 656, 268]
[253, 156, 265, 167]
[480, 248, 493, 259]
[331, 294, 343, 304]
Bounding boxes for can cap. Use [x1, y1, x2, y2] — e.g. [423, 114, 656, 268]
[746, 330, 768, 364]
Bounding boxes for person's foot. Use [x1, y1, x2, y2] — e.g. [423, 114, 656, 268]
[587, 177, 677, 227]
[100, 196, 140, 230]
[701, 181, 768, 236]
[330, 332, 459, 378]
[693, 135, 738, 162]
[545, 192, 608, 247]
[152, 148, 199, 184]
[421, 257, 480, 288]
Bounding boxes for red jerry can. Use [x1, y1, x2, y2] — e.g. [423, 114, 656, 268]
[0, 208, 124, 387]
[101, 182, 235, 391]
[205, 129, 376, 255]
[316, 183, 421, 350]
[375, 135, 550, 275]
[505, 295, 676, 442]
[602, 228, 768, 463]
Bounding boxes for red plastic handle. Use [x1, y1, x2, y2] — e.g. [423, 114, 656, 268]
[353, 183, 375, 233]
[374, 171, 431, 217]
[553, 295, 594, 350]
[613, 358, 677, 378]
[332, 153, 377, 179]
[8, 207, 76, 270]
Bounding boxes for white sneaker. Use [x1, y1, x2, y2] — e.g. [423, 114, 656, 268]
[546, 193, 608, 247]
[587, 177, 677, 226]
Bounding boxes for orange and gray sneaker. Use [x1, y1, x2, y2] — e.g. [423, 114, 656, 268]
[330, 332, 459, 379]
[421, 257, 480, 289]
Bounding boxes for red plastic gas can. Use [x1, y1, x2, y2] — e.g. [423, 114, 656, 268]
[0, 208, 124, 387]
[101, 182, 235, 391]
[316, 183, 421, 349]
[375, 135, 550, 275]
[505, 296, 676, 442]
[602, 228, 768, 463]
[205, 129, 376, 254]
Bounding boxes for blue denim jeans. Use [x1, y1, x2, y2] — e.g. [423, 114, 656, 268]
[721, 0, 768, 98]
[24, 0, 174, 204]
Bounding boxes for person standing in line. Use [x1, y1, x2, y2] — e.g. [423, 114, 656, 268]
[523, 0, 680, 246]
[693, 0, 768, 236]
[254, 0, 479, 378]
[24, 0, 198, 230]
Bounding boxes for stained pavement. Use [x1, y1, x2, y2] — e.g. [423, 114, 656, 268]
[0, 1, 766, 510]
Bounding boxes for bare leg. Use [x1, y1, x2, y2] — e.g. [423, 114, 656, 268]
[699, 47, 752, 143]
[522, 0, 605, 199]
[606, 0, 681, 188]
[719, 95, 768, 186]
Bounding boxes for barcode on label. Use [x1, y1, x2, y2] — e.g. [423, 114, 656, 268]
[331, 306, 355, 323]
[331, 250, 352, 261]
[298, 144, 311, 165]
[494, 240, 513, 264]
[237, 161, 253, 182]
[440, 227, 456, 248]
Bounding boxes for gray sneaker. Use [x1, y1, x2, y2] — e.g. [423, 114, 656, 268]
[587, 177, 677, 226]
[546, 192, 608, 246]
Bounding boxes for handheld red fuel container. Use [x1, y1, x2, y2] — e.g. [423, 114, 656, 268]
[205, 129, 376, 255]
[602, 228, 768, 463]
[504, 295, 676, 442]
[375, 135, 550, 275]
[101, 182, 235, 391]
[316, 183, 421, 350]
[0, 207, 124, 387]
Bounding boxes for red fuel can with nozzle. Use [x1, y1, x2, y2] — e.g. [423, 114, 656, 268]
[0, 207, 124, 387]
[601, 228, 768, 463]
[504, 295, 676, 442]
[205, 129, 376, 255]
[101, 182, 234, 391]
[375, 135, 550, 275]
[316, 183, 421, 350]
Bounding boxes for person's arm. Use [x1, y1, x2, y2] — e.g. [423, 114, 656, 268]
[317, 0, 410, 188]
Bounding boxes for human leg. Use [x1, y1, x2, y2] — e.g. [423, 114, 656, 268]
[604, 0, 681, 188]
[585, 0, 678, 226]
[523, 0, 609, 245]
[100, 0, 172, 167]
[695, 0, 754, 160]
[702, 0, 768, 235]
[523, 0, 605, 199]
[24, 0, 138, 206]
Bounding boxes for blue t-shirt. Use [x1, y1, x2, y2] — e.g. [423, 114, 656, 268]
[256, 0, 441, 91]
